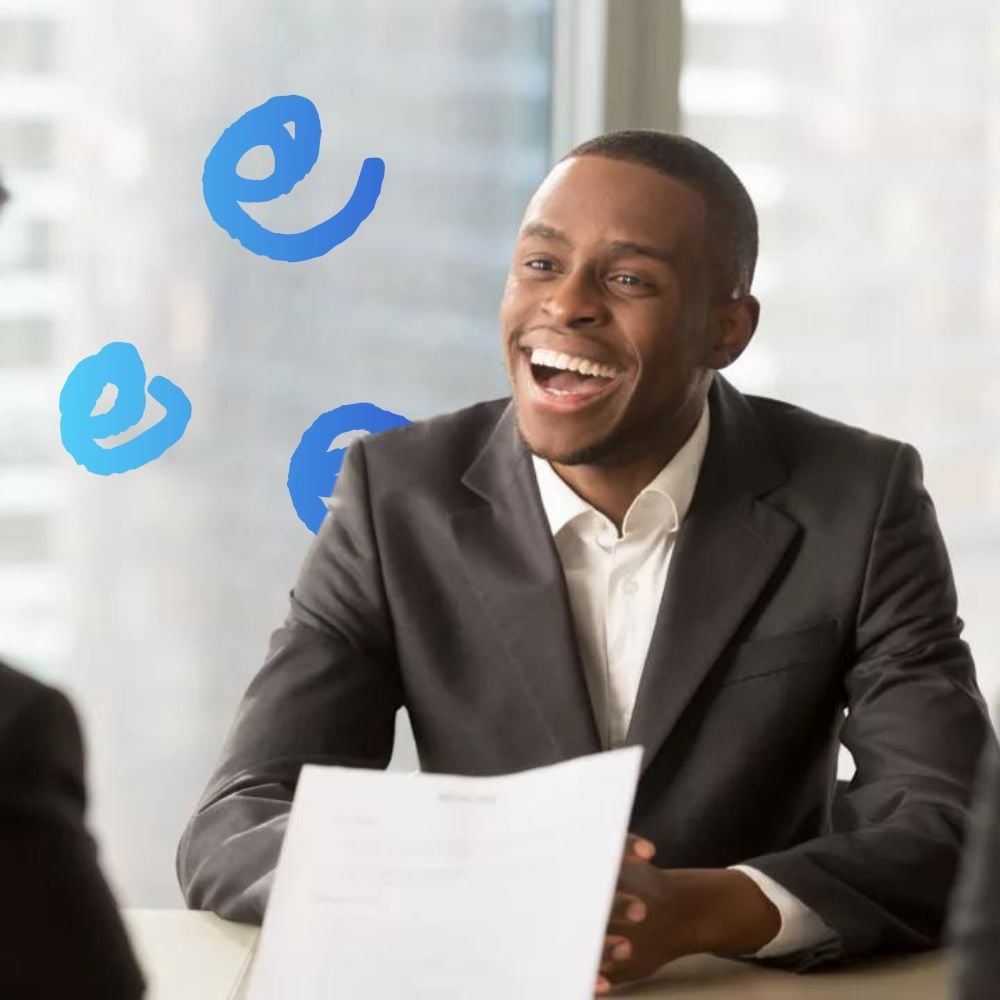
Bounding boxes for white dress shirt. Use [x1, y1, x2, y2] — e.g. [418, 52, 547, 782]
[529, 396, 837, 959]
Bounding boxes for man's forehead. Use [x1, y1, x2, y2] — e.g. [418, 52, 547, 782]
[531, 155, 703, 204]
[520, 158, 706, 249]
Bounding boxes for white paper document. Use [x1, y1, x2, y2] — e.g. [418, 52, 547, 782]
[247, 747, 642, 1000]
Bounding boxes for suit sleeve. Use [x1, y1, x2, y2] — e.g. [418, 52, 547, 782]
[738, 441, 996, 971]
[0, 677, 145, 999]
[176, 438, 404, 923]
[948, 722, 1000, 999]
[728, 864, 838, 957]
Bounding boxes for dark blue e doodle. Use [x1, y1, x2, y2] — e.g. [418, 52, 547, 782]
[288, 402, 410, 533]
[202, 94, 385, 262]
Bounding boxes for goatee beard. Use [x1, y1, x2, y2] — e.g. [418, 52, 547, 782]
[516, 422, 619, 467]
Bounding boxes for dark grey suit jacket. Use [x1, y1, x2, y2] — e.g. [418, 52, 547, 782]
[1, 661, 145, 999]
[177, 372, 993, 971]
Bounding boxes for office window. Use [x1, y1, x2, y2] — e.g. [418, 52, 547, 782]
[681, 0, 1000, 718]
[0, 216, 53, 270]
[0, 18, 57, 74]
[0, 119, 56, 170]
[0, 317, 54, 367]
[0, 0, 553, 905]
[0, 513, 50, 562]
[0, 371, 56, 463]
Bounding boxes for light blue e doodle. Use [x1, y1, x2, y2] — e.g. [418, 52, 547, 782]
[202, 94, 385, 262]
[288, 401, 410, 533]
[59, 341, 192, 475]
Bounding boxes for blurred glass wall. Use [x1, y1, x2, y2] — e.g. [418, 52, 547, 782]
[0, 0, 553, 905]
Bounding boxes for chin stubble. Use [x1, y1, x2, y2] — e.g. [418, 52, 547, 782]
[517, 418, 621, 467]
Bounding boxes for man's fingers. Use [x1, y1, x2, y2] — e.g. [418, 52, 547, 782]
[596, 935, 637, 995]
[601, 934, 632, 966]
[623, 832, 656, 864]
[608, 890, 647, 924]
[601, 838, 655, 994]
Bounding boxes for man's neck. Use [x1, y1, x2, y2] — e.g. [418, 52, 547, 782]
[549, 397, 706, 533]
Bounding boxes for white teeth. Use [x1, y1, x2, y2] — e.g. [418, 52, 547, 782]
[528, 346, 621, 379]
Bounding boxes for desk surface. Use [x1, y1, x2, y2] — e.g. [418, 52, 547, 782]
[122, 909, 952, 1000]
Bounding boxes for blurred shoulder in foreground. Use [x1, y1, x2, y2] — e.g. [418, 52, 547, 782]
[0, 658, 145, 999]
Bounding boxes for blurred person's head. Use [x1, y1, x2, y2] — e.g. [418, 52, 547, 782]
[499, 130, 759, 469]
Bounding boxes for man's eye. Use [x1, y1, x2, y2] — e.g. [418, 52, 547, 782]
[615, 274, 645, 288]
[522, 261, 649, 290]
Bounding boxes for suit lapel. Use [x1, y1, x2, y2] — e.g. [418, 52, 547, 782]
[624, 374, 799, 777]
[449, 402, 603, 760]
[447, 373, 798, 773]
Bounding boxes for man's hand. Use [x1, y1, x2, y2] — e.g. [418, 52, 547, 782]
[595, 834, 782, 995]
[596, 833, 701, 995]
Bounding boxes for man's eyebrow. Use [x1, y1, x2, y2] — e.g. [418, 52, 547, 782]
[519, 222, 570, 244]
[605, 239, 677, 267]
[518, 222, 677, 267]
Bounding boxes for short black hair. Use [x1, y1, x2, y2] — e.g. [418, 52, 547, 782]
[558, 129, 758, 297]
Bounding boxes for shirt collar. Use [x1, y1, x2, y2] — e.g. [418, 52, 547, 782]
[530, 394, 711, 541]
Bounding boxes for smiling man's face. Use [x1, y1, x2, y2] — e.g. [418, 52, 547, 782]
[499, 154, 727, 468]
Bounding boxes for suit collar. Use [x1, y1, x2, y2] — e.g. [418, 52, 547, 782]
[528, 392, 711, 541]
[461, 372, 787, 511]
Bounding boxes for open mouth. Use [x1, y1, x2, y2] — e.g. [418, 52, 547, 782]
[520, 347, 625, 410]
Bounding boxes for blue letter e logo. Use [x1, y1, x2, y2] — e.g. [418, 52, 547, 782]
[202, 94, 385, 262]
[288, 401, 410, 533]
[59, 341, 192, 475]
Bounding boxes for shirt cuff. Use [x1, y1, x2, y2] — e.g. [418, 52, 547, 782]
[728, 864, 839, 958]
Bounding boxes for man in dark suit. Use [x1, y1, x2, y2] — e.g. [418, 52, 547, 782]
[0, 659, 146, 998]
[178, 131, 993, 993]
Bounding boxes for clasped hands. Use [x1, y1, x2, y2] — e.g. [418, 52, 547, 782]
[596, 833, 782, 995]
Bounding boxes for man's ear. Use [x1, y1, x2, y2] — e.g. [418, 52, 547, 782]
[706, 294, 760, 369]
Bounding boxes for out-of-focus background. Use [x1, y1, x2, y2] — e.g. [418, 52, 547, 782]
[0, 0, 997, 907]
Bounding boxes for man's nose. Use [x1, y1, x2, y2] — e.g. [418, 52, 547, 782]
[542, 267, 609, 327]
